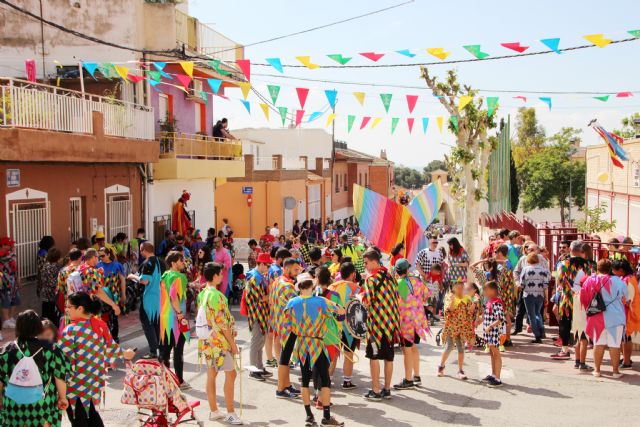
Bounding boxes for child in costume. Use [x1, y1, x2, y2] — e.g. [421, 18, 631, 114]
[482, 281, 505, 387]
[438, 281, 476, 380]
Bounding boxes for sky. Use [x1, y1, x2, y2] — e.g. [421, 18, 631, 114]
[189, 0, 640, 168]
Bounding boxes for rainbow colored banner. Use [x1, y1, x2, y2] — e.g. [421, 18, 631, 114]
[407, 180, 443, 230]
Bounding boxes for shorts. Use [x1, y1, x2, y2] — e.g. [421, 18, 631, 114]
[0, 289, 20, 309]
[593, 325, 624, 347]
[340, 332, 360, 352]
[401, 333, 421, 348]
[279, 333, 297, 366]
[301, 354, 331, 389]
[365, 337, 395, 362]
[211, 351, 235, 372]
[622, 334, 633, 343]
[574, 331, 587, 341]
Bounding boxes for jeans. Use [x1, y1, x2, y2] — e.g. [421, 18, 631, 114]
[514, 292, 527, 333]
[139, 299, 159, 355]
[523, 294, 545, 339]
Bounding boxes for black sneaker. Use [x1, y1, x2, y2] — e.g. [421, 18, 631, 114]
[620, 363, 633, 370]
[342, 381, 357, 389]
[412, 376, 421, 385]
[321, 416, 345, 426]
[393, 379, 414, 390]
[381, 388, 392, 399]
[305, 415, 317, 426]
[487, 377, 503, 387]
[261, 369, 273, 377]
[481, 375, 494, 383]
[579, 363, 594, 372]
[503, 339, 513, 347]
[249, 372, 265, 382]
[276, 389, 297, 399]
[266, 358, 278, 368]
[574, 360, 581, 369]
[531, 338, 543, 344]
[363, 389, 382, 401]
[287, 385, 301, 395]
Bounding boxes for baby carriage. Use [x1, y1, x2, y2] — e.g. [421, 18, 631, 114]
[122, 359, 203, 426]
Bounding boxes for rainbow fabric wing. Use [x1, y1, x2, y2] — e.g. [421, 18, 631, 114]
[407, 180, 443, 230]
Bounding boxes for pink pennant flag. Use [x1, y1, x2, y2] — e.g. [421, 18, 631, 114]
[407, 118, 415, 134]
[236, 59, 251, 82]
[296, 88, 310, 109]
[514, 96, 527, 103]
[295, 110, 305, 127]
[406, 94, 419, 114]
[359, 52, 385, 62]
[360, 116, 372, 129]
[616, 91, 633, 98]
[501, 42, 529, 53]
[25, 59, 36, 82]
[127, 74, 145, 83]
[175, 74, 192, 90]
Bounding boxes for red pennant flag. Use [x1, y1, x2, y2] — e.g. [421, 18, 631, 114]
[175, 74, 192, 90]
[616, 91, 633, 98]
[406, 95, 419, 114]
[407, 118, 415, 133]
[359, 52, 385, 62]
[296, 88, 310, 109]
[514, 96, 527, 102]
[295, 110, 305, 127]
[127, 74, 145, 83]
[360, 116, 372, 129]
[500, 42, 529, 53]
[236, 59, 251, 82]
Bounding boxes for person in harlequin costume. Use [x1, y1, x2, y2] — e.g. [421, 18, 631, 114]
[159, 251, 190, 389]
[265, 248, 291, 368]
[314, 267, 344, 382]
[392, 259, 430, 390]
[245, 252, 274, 382]
[75, 249, 120, 318]
[60, 292, 135, 426]
[171, 190, 193, 237]
[361, 248, 401, 401]
[271, 257, 302, 399]
[285, 278, 345, 427]
[328, 262, 362, 390]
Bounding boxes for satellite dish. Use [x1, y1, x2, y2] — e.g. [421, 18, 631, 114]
[284, 197, 296, 210]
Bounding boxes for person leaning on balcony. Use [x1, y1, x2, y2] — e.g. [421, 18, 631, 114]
[213, 118, 237, 140]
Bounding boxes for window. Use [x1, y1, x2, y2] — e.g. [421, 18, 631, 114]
[335, 174, 339, 193]
[158, 94, 169, 121]
[365, 173, 368, 187]
[343, 173, 347, 191]
[359, 173, 362, 186]
[195, 103, 206, 133]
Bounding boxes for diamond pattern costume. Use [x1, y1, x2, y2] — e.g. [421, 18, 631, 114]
[497, 264, 516, 315]
[441, 294, 476, 344]
[362, 266, 401, 346]
[159, 270, 188, 344]
[197, 286, 234, 368]
[444, 249, 469, 286]
[328, 280, 362, 346]
[557, 257, 586, 317]
[397, 275, 430, 342]
[270, 275, 297, 345]
[78, 263, 105, 295]
[59, 318, 122, 417]
[316, 288, 343, 349]
[245, 269, 269, 334]
[0, 340, 70, 427]
[285, 295, 339, 367]
[97, 261, 124, 306]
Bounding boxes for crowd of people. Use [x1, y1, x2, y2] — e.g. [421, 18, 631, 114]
[0, 218, 639, 426]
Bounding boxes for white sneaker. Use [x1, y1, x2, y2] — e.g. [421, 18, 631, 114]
[224, 412, 243, 425]
[209, 410, 225, 420]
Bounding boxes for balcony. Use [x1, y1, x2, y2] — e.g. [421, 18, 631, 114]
[0, 78, 158, 163]
[253, 156, 278, 171]
[154, 132, 245, 180]
[175, 10, 244, 63]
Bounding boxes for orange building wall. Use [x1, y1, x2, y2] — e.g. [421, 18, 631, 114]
[332, 162, 349, 212]
[369, 165, 393, 198]
[347, 163, 370, 205]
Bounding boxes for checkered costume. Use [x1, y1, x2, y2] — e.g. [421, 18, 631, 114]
[269, 275, 297, 345]
[78, 264, 105, 295]
[59, 318, 122, 417]
[483, 298, 506, 346]
[416, 248, 444, 276]
[362, 267, 401, 346]
[0, 340, 70, 427]
[245, 269, 269, 334]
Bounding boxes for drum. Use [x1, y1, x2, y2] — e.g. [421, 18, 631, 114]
[345, 299, 368, 340]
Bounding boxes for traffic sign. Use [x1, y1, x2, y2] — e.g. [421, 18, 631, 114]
[242, 186, 253, 194]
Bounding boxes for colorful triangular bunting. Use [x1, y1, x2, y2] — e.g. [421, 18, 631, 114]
[360, 117, 371, 129]
[371, 117, 382, 129]
[540, 38, 562, 54]
[347, 115, 356, 133]
[296, 56, 320, 69]
[296, 87, 310, 109]
[175, 74, 191, 90]
[593, 95, 610, 102]
[267, 85, 280, 104]
[463, 45, 490, 59]
[458, 95, 473, 111]
[266, 58, 284, 73]
[327, 54, 352, 65]
[359, 52, 385, 62]
[207, 78, 222, 94]
[437, 116, 443, 133]
[278, 107, 288, 126]
[407, 118, 415, 134]
[380, 93, 392, 113]
[295, 110, 305, 127]
[427, 48, 450, 60]
[240, 99, 251, 113]
[450, 116, 459, 133]
[325, 89, 337, 109]
[539, 97, 552, 110]
[238, 82, 251, 99]
[326, 113, 336, 127]
[422, 117, 429, 134]
[583, 33, 612, 48]
[487, 97, 499, 117]
[179, 61, 193, 77]
[236, 59, 251, 81]
[500, 42, 529, 53]
[259, 103, 270, 120]
[391, 117, 400, 134]
[82, 62, 99, 78]
[353, 92, 366, 106]
[396, 49, 416, 58]
[406, 95, 418, 114]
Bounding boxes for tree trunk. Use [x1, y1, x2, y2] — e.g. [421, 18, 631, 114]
[462, 164, 477, 261]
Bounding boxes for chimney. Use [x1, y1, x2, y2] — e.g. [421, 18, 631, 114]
[380, 149, 387, 160]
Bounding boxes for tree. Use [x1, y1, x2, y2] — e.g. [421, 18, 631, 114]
[423, 159, 447, 183]
[575, 202, 617, 234]
[394, 165, 425, 189]
[512, 107, 545, 168]
[421, 68, 497, 259]
[518, 128, 586, 223]
[613, 112, 640, 139]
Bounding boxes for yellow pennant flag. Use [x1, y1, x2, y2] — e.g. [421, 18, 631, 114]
[371, 117, 382, 129]
[179, 61, 194, 77]
[437, 116, 443, 133]
[583, 33, 612, 48]
[427, 48, 451, 60]
[458, 95, 473, 111]
[238, 82, 251, 99]
[114, 65, 129, 80]
[325, 113, 336, 127]
[353, 92, 366, 106]
[260, 103, 269, 120]
[296, 56, 320, 70]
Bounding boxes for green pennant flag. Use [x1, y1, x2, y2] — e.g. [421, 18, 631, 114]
[278, 107, 288, 126]
[486, 97, 499, 117]
[347, 115, 356, 133]
[267, 85, 280, 104]
[98, 64, 113, 79]
[593, 95, 610, 102]
[208, 59, 231, 76]
[628, 30, 640, 38]
[147, 70, 162, 82]
[327, 54, 352, 65]
[463, 45, 490, 59]
[450, 116, 459, 133]
[391, 117, 399, 134]
[199, 91, 208, 105]
[380, 93, 393, 113]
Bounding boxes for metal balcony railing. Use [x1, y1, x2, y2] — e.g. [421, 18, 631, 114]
[158, 132, 243, 160]
[175, 10, 243, 62]
[0, 78, 154, 140]
[253, 156, 278, 170]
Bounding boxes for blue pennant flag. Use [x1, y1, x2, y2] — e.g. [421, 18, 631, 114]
[149, 80, 161, 91]
[396, 49, 416, 58]
[540, 38, 561, 54]
[539, 97, 552, 110]
[266, 58, 284, 73]
[324, 89, 337, 109]
[207, 78, 222, 94]
[307, 111, 323, 122]
[82, 62, 99, 79]
[422, 117, 430, 134]
[240, 99, 251, 113]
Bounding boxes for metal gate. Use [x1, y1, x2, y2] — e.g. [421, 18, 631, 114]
[9, 201, 51, 279]
[69, 197, 83, 243]
[106, 194, 131, 241]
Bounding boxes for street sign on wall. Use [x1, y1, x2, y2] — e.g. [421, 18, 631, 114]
[6, 169, 20, 188]
[242, 186, 253, 194]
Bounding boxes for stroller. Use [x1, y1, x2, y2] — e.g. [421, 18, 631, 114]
[122, 359, 203, 426]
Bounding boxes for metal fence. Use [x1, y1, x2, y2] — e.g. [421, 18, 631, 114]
[107, 195, 131, 242]
[9, 201, 51, 279]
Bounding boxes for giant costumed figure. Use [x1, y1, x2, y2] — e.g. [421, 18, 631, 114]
[172, 190, 192, 236]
